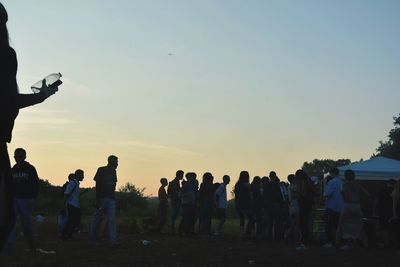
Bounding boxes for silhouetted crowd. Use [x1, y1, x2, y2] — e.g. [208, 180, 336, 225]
[156, 169, 400, 252]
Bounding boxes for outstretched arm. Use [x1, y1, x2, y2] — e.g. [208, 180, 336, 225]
[17, 80, 58, 109]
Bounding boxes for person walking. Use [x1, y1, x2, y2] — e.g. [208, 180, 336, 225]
[90, 155, 120, 247]
[62, 169, 84, 240]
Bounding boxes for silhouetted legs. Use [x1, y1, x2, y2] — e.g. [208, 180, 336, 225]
[90, 198, 118, 245]
[0, 143, 15, 253]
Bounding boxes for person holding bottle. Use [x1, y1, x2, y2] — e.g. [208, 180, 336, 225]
[0, 2, 59, 252]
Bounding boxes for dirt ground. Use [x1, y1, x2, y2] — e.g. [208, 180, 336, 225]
[1, 229, 400, 267]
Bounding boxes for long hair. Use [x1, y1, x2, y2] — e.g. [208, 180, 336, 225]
[234, 171, 249, 194]
[0, 3, 10, 47]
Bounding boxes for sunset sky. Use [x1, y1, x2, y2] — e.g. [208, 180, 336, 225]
[3, 0, 400, 196]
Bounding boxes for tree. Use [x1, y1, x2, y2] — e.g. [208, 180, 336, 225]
[375, 114, 400, 160]
[301, 158, 351, 176]
[117, 182, 147, 214]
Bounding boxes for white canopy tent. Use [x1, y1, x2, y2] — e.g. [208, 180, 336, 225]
[338, 156, 400, 181]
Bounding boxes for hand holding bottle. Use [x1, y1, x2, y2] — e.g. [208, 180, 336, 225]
[31, 73, 63, 98]
[39, 79, 59, 98]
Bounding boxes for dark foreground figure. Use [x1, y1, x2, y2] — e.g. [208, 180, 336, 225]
[0, 2, 58, 253]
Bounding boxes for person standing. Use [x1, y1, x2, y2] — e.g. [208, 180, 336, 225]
[323, 168, 343, 248]
[336, 170, 368, 250]
[157, 178, 168, 233]
[215, 175, 230, 235]
[167, 170, 184, 233]
[285, 174, 300, 243]
[251, 176, 263, 238]
[90, 155, 119, 247]
[265, 172, 284, 241]
[179, 172, 198, 235]
[62, 169, 84, 240]
[198, 172, 214, 235]
[234, 171, 254, 237]
[6, 148, 39, 251]
[0, 3, 58, 252]
[296, 169, 315, 250]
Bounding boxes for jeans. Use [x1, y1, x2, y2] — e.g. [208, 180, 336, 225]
[199, 203, 213, 235]
[90, 198, 117, 243]
[170, 199, 181, 231]
[6, 198, 34, 248]
[62, 204, 81, 239]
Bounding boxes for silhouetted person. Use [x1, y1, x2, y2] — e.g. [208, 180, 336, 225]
[215, 175, 230, 235]
[296, 169, 315, 250]
[167, 170, 184, 233]
[285, 174, 300, 243]
[323, 168, 343, 248]
[157, 178, 168, 233]
[234, 171, 254, 237]
[251, 176, 263, 237]
[0, 3, 58, 252]
[261, 176, 270, 239]
[377, 180, 395, 247]
[90, 155, 119, 247]
[264, 172, 284, 241]
[62, 169, 84, 240]
[336, 170, 368, 250]
[179, 172, 198, 235]
[198, 172, 214, 235]
[6, 148, 39, 251]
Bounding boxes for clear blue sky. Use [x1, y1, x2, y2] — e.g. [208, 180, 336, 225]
[2, 0, 400, 195]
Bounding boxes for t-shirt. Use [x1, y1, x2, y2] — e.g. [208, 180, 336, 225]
[167, 178, 181, 201]
[324, 176, 344, 212]
[12, 161, 39, 199]
[215, 183, 228, 209]
[64, 179, 80, 208]
[181, 180, 198, 205]
[94, 166, 117, 199]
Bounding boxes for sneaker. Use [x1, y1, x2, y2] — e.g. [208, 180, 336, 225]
[323, 243, 333, 248]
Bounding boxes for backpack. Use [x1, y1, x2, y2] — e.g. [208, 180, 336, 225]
[60, 181, 69, 199]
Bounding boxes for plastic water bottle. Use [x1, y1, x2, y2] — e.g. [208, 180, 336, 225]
[31, 73, 63, 93]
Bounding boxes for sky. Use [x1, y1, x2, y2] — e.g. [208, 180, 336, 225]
[2, 0, 400, 196]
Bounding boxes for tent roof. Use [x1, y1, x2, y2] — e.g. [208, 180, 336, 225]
[338, 156, 400, 180]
